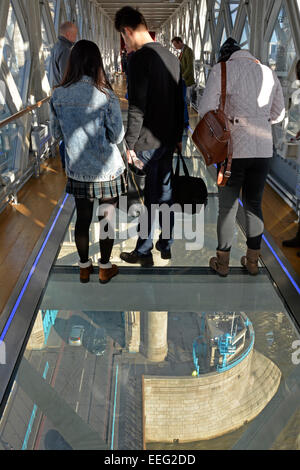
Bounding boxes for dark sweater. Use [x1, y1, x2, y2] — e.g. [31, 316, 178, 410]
[50, 36, 74, 87]
[126, 42, 184, 152]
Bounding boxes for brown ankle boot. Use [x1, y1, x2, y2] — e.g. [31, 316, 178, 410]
[209, 250, 230, 277]
[99, 264, 119, 284]
[241, 248, 260, 275]
[79, 259, 94, 283]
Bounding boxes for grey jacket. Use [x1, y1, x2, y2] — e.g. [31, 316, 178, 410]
[50, 36, 74, 87]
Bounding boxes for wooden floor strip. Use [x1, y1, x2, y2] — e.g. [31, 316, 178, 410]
[0, 155, 67, 316]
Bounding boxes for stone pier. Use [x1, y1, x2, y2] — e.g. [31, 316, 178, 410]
[146, 312, 168, 362]
[143, 349, 281, 442]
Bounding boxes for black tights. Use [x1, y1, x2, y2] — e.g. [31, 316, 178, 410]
[74, 197, 118, 264]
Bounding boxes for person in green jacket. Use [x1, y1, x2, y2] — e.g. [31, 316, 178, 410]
[172, 37, 195, 128]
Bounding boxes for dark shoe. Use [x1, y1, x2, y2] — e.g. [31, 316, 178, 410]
[120, 250, 154, 266]
[99, 264, 119, 284]
[297, 251, 300, 257]
[282, 236, 300, 248]
[155, 241, 171, 260]
[79, 259, 94, 283]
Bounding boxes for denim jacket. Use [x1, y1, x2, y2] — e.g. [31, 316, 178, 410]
[50, 76, 125, 182]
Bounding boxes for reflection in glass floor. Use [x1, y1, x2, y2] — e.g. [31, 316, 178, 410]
[0, 266, 299, 450]
[0, 135, 299, 451]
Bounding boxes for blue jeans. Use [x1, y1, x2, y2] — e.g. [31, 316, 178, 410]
[135, 146, 175, 256]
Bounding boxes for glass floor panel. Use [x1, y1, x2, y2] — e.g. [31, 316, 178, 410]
[0, 266, 299, 450]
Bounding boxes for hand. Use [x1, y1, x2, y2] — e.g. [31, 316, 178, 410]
[290, 130, 300, 142]
[126, 149, 136, 164]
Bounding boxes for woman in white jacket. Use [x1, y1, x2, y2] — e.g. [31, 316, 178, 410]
[198, 38, 285, 276]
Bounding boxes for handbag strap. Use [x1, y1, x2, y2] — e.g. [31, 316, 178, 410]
[122, 140, 145, 205]
[219, 61, 227, 112]
[175, 152, 190, 178]
[121, 140, 129, 180]
[217, 62, 233, 187]
[217, 138, 233, 187]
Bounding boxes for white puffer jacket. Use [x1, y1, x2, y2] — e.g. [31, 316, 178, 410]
[198, 50, 285, 159]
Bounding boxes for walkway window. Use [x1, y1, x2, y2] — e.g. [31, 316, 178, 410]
[41, 18, 53, 83]
[4, 2, 30, 99]
[213, 0, 221, 25]
[48, 0, 56, 24]
[64, 0, 72, 20]
[0, 82, 17, 175]
[268, 4, 296, 77]
[267, 4, 299, 210]
[229, 1, 239, 27]
[240, 15, 250, 49]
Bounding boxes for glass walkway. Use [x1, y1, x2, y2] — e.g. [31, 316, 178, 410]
[0, 131, 299, 451]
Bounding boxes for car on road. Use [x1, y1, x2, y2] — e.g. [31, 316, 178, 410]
[68, 325, 84, 346]
[91, 328, 107, 356]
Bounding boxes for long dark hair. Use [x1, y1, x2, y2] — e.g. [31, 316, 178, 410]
[60, 40, 113, 94]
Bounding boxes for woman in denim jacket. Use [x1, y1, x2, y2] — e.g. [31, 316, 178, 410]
[50, 40, 125, 284]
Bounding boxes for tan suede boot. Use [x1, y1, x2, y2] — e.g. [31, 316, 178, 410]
[209, 250, 230, 277]
[241, 248, 260, 275]
[79, 259, 94, 283]
[99, 264, 119, 284]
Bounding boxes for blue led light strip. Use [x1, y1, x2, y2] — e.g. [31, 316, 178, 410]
[21, 362, 49, 450]
[111, 363, 119, 450]
[0, 194, 69, 342]
[262, 233, 300, 295]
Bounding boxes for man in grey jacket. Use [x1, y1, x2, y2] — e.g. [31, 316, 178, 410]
[50, 22, 77, 170]
[50, 22, 77, 87]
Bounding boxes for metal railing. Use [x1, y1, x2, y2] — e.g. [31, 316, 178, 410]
[0, 96, 51, 129]
[0, 96, 53, 212]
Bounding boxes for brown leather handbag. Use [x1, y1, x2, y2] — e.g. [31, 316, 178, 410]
[192, 61, 233, 186]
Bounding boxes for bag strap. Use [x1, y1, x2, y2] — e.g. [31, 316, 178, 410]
[121, 140, 129, 177]
[175, 152, 190, 178]
[219, 61, 227, 112]
[217, 62, 233, 187]
[122, 140, 145, 205]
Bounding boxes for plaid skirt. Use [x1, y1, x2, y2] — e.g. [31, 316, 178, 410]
[66, 173, 127, 200]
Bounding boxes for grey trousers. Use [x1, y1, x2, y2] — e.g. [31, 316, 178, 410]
[217, 157, 271, 251]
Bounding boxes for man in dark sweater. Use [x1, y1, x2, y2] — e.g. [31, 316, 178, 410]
[50, 22, 77, 87]
[115, 6, 184, 266]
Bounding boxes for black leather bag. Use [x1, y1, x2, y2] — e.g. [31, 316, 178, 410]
[126, 163, 146, 217]
[118, 141, 146, 217]
[172, 153, 208, 213]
